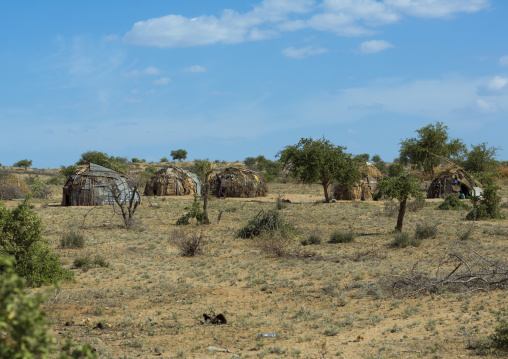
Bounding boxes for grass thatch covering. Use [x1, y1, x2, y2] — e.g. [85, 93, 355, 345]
[209, 167, 267, 198]
[332, 163, 382, 201]
[0, 172, 29, 199]
[427, 168, 481, 199]
[144, 166, 201, 196]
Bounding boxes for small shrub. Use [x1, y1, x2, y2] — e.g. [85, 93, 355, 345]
[131, 158, 141, 163]
[160, 157, 169, 162]
[46, 176, 63, 186]
[176, 196, 207, 225]
[380, 200, 399, 217]
[0, 200, 74, 287]
[275, 194, 289, 210]
[237, 209, 296, 238]
[414, 222, 438, 239]
[301, 234, 322, 246]
[329, 230, 356, 244]
[466, 174, 505, 220]
[170, 230, 206, 257]
[73, 254, 109, 270]
[390, 232, 421, 248]
[255, 232, 293, 257]
[437, 194, 471, 210]
[458, 226, 474, 241]
[407, 197, 426, 212]
[60, 229, 85, 248]
[490, 319, 508, 350]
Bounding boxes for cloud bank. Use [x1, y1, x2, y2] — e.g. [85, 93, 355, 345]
[123, 0, 489, 47]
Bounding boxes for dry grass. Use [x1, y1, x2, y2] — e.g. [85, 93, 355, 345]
[3, 170, 508, 358]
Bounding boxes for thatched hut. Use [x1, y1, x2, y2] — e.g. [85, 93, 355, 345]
[209, 167, 267, 198]
[332, 163, 382, 201]
[0, 172, 29, 200]
[427, 168, 481, 199]
[144, 166, 201, 196]
[62, 163, 140, 206]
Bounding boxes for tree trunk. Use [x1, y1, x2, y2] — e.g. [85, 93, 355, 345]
[396, 198, 407, 231]
[322, 182, 330, 203]
[202, 170, 212, 224]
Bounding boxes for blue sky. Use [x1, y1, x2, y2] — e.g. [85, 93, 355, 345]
[1, 0, 507, 168]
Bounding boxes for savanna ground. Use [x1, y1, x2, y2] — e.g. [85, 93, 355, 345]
[3, 164, 508, 359]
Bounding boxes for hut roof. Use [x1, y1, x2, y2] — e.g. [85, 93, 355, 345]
[62, 163, 140, 206]
[427, 167, 482, 199]
[210, 167, 268, 198]
[144, 166, 201, 196]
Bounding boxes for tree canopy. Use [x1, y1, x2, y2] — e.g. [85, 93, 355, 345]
[13, 159, 32, 168]
[399, 122, 465, 177]
[277, 137, 361, 203]
[76, 151, 128, 173]
[461, 142, 501, 174]
[378, 174, 422, 231]
[171, 149, 188, 161]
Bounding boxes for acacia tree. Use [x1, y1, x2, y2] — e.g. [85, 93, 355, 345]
[171, 149, 188, 161]
[461, 142, 501, 174]
[277, 137, 361, 203]
[378, 175, 422, 231]
[77, 151, 128, 173]
[399, 122, 465, 177]
[13, 159, 32, 168]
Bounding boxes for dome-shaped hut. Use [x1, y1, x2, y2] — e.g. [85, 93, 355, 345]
[61, 163, 140, 206]
[144, 166, 201, 196]
[209, 167, 267, 198]
[427, 168, 482, 199]
[332, 163, 382, 201]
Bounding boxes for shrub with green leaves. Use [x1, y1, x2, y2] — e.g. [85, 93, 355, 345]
[176, 196, 207, 225]
[437, 194, 471, 210]
[328, 230, 356, 243]
[73, 254, 109, 270]
[0, 255, 96, 358]
[466, 174, 504, 220]
[390, 232, 421, 248]
[414, 222, 438, 239]
[13, 159, 32, 168]
[301, 234, 322, 246]
[489, 319, 508, 351]
[237, 209, 296, 238]
[0, 200, 74, 287]
[60, 229, 86, 249]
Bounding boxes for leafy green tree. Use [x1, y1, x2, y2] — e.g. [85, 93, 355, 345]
[244, 157, 256, 167]
[131, 157, 141, 163]
[357, 153, 370, 162]
[13, 159, 32, 168]
[466, 173, 504, 220]
[371, 154, 382, 163]
[0, 199, 74, 287]
[77, 151, 128, 173]
[277, 137, 361, 203]
[387, 163, 405, 178]
[461, 142, 501, 174]
[378, 175, 423, 231]
[171, 149, 188, 161]
[399, 122, 465, 177]
[60, 165, 78, 179]
[245, 155, 283, 182]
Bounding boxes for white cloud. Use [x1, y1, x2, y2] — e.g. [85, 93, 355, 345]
[359, 40, 393, 54]
[122, 67, 163, 77]
[153, 77, 171, 85]
[477, 76, 508, 95]
[123, 0, 488, 48]
[499, 55, 508, 67]
[476, 98, 499, 113]
[183, 65, 207, 72]
[281, 45, 327, 59]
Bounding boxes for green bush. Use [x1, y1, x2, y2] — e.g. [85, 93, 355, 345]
[176, 197, 207, 225]
[437, 194, 471, 210]
[60, 229, 85, 249]
[466, 174, 504, 220]
[160, 157, 169, 162]
[414, 222, 438, 239]
[237, 209, 296, 239]
[46, 176, 64, 186]
[390, 232, 421, 248]
[490, 320, 508, 350]
[13, 159, 32, 168]
[0, 255, 96, 358]
[301, 234, 322, 246]
[328, 230, 356, 243]
[131, 158, 141, 163]
[73, 254, 109, 270]
[0, 200, 74, 287]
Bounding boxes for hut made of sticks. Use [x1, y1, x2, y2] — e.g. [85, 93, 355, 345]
[332, 163, 382, 201]
[427, 168, 481, 199]
[144, 166, 201, 196]
[0, 172, 29, 200]
[61, 163, 140, 206]
[209, 167, 267, 198]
